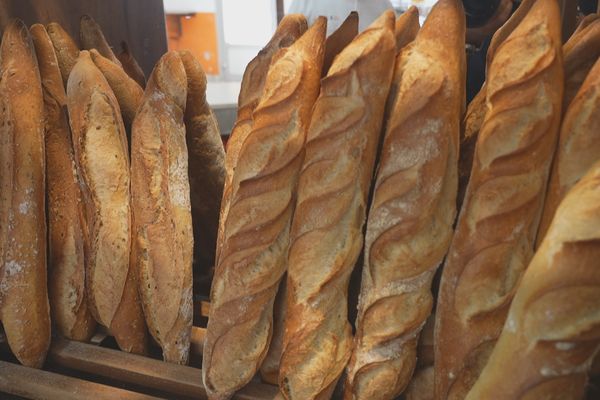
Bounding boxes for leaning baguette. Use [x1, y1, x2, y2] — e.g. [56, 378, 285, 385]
[80, 15, 121, 66]
[344, 2, 464, 399]
[131, 51, 193, 364]
[466, 160, 600, 400]
[322, 11, 358, 76]
[434, 0, 564, 398]
[30, 23, 96, 342]
[67, 50, 147, 354]
[46, 22, 79, 87]
[395, 6, 420, 51]
[0, 19, 50, 369]
[204, 19, 326, 400]
[279, 11, 396, 400]
[118, 41, 146, 88]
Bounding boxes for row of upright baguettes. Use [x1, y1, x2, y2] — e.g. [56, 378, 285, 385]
[0, 14, 225, 368]
[205, 0, 600, 399]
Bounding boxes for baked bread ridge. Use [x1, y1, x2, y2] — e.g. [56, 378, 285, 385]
[67, 50, 147, 354]
[177, 50, 225, 276]
[80, 15, 122, 67]
[90, 48, 144, 136]
[466, 160, 600, 400]
[203, 18, 326, 400]
[217, 14, 308, 264]
[131, 51, 193, 364]
[0, 19, 50, 368]
[563, 18, 600, 112]
[344, 2, 465, 399]
[434, 0, 564, 398]
[30, 23, 96, 342]
[322, 11, 358, 77]
[118, 41, 146, 88]
[278, 11, 396, 400]
[394, 6, 420, 52]
[537, 55, 600, 244]
[45, 22, 80, 87]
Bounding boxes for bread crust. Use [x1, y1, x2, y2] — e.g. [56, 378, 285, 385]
[278, 11, 396, 400]
[131, 51, 193, 364]
[80, 15, 121, 67]
[434, 0, 564, 398]
[30, 23, 96, 342]
[118, 41, 146, 88]
[203, 19, 326, 400]
[466, 161, 600, 399]
[344, 2, 464, 399]
[46, 22, 79, 87]
[0, 19, 50, 368]
[394, 6, 420, 52]
[67, 50, 147, 354]
[322, 12, 358, 76]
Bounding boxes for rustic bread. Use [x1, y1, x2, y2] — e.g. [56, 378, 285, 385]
[46, 22, 79, 87]
[344, 2, 465, 399]
[278, 11, 396, 400]
[177, 50, 225, 277]
[203, 19, 326, 400]
[434, 0, 564, 398]
[395, 6, 420, 51]
[30, 23, 96, 342]
[322, 11, 358, 76]
[118, 41, 146, 88]
[67, 50, 147, 354]
[466, 160, 600, 400]
[89, 49, 143, 136]
[406, 367, 434, 400]
[0, 19, 50, 369]
[80, 15, 121, 67]
[130, 51, 193, 364]
[259, 278, 287, 384]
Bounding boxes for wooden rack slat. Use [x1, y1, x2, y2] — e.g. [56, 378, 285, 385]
[0, 360, 161, 400]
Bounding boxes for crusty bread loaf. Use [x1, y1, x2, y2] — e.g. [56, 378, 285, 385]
[46, 22, 79, 87]
[466, 160, 600, 400]
[89, 49, 143, 135]
[322, 12, 358, 76]
[130, 51, 193, 364]
[344, 3, 464, 399]
[259, 278, 287, 384]
[395, 6, 420, 51]
[0, 19, 50, 369]
[30, 23, 96, 342]
[203, 19, 326, 400]
[217, 14, 307, 262]
[434, 0, 564, 398]
[177, 50, 225, 277]
[67, 50, 147, 354]
[537, 56, 600, 245]
[80, 15, 121, 67]
[562, 17, 600, 110]
[573, 13, 599, 36]
[118, 41, 146, 88]
[406, 367, 434, 400]
[278, 12, 396, 400]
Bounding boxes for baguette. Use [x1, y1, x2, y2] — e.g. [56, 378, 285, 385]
[466, 160, 600, 400]
[118, 41, 146, 88]
[131, 51, 193, 364]
[322, 12, 358, 76]
[67, 50, 147, 354]
[178, 50, 225, 276]
[80, 15, 121, 67]
[279, 11, 396, 400]
[395, 6, 420, 51]
[30, 23, 96, 342]
[89, 48, 144, 136]
[217, 14, 307, 262]
[344, 3, 465, 399]
[405, 367, 434, 400]
[46, 22, 79, 87]
[0, 19, 50, 369]
[203, 19, 326, 400]
[537, 55, 600, 243]
[434, 0, 564, 398]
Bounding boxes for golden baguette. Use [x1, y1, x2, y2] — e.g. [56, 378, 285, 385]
[204, 19, 326, 400]
[131, 51, 193, 364]
[67, 50, 147, 354]
[434, 0, 564, 398]
[80, 15, 121, 67]
[395, 6, 420, 51]
[466, 160, 600, 400]
[0, 19, 50, 368]
[30, 23, 96, 342]
[45, 22, 79, 87]
[322, 11, 358, 76]
[118, 41, 146, 88]
[344, 2, 464, 399]
[279, 11, 396, 400]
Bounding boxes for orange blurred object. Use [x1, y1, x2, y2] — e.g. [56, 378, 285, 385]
[166, 13, 219, 75]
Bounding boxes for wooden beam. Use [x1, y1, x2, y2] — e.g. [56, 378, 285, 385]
[0, 361, 160, 400]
